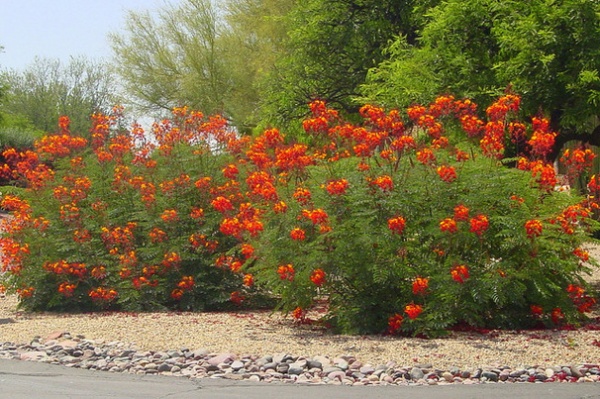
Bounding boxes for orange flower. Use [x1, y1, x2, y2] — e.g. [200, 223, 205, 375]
[88, 287, 118, 302]
[451, 265, 469, 283]
[310, 268, 326, 286]
[439, 218, 458, 233]
[171, 288, 184, 300]
[371, 175, 393, 192]
[530, 305, 543, 317]
[528, 117, 556, 158]
[273, 201, 288, 213]
[387, 313, 403, 334]
[573, 247, 589, 262]
[230, 260, 243, 273]
[524, 219, 542, 238]
[469, 214, 489, 236]
[292, 306, 306, 321]
[412, 277, 429, 295]
[240, 243, 255, 259]
[301, 208, 329, 225]
[230, 291, 244, 305]
[455, 149, 470, 162]
[290, 227, 306, 241]
[416, 147, 436, 165]
[220, 217, 243, 237]
[177, 276, 195, 290]
[91, 266, 107, 279]
[453, 204, 469, 221]
[404, 303, 423, 320]
[293, 187, 312, 205]
[149, 227, 168, 243]
[437, 165, 457, 182]
[390, 136, 416, 152]
[211, 196, 234, 213]
[222, 164, 239, 179]
[510, 195, 524, 205]
[326, 179, 349, 196]
[460, 115, 484, 137]
[58, 282, 76, 297]
[243, 274, 254, 287]
[190, 207, 204, 220]
[277, 264, 295, 281]
[73, 228, 91, 243]
[387, 216, 406, 235]
[551, 307, 564, 324]
[357, 161, 370, 172]
[160, 209, 179, 223]
[16, 287, 35, 298]
[319, 224, 332, 234]
[162, 251, 181, 269]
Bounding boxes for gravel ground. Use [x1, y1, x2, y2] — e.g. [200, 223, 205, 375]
[1, 248, 599, 375]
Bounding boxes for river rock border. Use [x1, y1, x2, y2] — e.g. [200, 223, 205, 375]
[1, 331, 599, 386]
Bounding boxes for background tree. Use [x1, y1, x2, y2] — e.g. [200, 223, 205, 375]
[220, 0, 294, 132]
[361, 0, 600, 160]
[258, 0, 440, 128]
[110, 0, 292, 133]
[111, 0, 226, 117]
[1, 56, 117, 136]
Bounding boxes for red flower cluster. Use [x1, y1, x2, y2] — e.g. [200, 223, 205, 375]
[436, 165, 457, 182]
[387, 313, 404, 334]
[451, 265, 469, 283]
[290, 227, 306, 241]
[310, 268, 326, 286]
[58, 282, 77, 297]
[293, 187, 312, 205]
[301, 208, 329, 226]
[469, 214, 489, 236]
[404, 303, 423, 320]
[530, 305, 543, 317]
[89, 287, 118, 302]
[277, 264, 295, 281]
[561, 147, 595, 181]
[524, 219, 543, 239]
[243, 274, 254, 287]
[370, 175, 393, 192]
[412, 277, 429, 295]
[567, 284, 596, 313]
[453, 204, 469, 221]
[439, 218, 458, 233]
[528, 117, 556, 159]
[326, 179, 349, 196]
[387, 216, 406, 235]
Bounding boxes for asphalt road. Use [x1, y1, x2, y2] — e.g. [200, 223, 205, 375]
[0, 358, 599, 399]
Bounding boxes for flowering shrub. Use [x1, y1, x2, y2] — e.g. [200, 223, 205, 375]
[235, 95, 599, 335]
[0, 95, 598, 337]
[0, 107, 266, 311]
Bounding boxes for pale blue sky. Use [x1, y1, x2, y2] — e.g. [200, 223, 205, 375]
[0, 0, 177, 70]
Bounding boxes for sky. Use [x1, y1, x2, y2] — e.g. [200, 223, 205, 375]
[0, 0, 176, 71]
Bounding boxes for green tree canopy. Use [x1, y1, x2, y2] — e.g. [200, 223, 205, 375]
[1, 56, 117, 135]
[110, 0, 292, 133]
[259, 0, 439, 128]
[362, 0, 600, 159]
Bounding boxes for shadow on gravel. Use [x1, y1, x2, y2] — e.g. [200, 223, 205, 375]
[0, 318, 15, 324]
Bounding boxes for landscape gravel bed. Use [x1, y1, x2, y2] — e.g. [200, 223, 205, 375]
[1, 292, 600, 385]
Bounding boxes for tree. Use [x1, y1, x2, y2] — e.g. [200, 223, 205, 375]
[362, 0, 600, 160]
[0, 45, 4, 125]
[1, 56, 117, 135]
[110, 0, 292, 132]
[258, 0, 440, 128]
[110, 1, 229, 122]
[220, 0, 294, 131]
